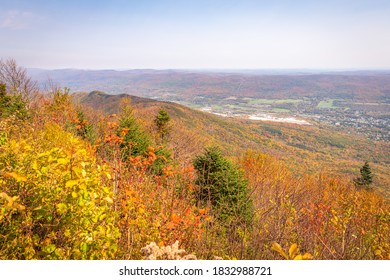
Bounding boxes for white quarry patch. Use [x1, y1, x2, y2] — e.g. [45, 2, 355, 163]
[248, 114, 312, 125]
[200, 107, 312, 125]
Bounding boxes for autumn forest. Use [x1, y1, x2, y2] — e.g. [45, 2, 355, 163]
[0, 59, 389, 260]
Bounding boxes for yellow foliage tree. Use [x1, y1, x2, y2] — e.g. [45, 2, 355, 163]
[0, 124, 120, 259]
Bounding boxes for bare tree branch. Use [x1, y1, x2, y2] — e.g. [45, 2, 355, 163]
[0, 58, 39, 102]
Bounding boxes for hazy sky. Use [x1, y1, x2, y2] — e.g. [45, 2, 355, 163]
[1, 0, 390, 69]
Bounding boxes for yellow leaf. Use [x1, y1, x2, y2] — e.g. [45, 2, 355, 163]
[302, 253, 313, 260]
[272, 242, 288, 259]
[72, 167, 82, 179]
[23, 145, 32, 150]
[48, 155, 55, 163]
[0, 192, 10, 201]
[57, 158, 68, 165]
[64, 229, 71, 238]
[41, 166, 48, 174]
[4, 172, 27, 182]
[57, 203, 67, 214]
[0, 193, 25, 210]
[32, 160, 38, 170]
[294, 254, 303, 260]
[289, 243, 298, 259]
[271, 242, 282, 253]
[65, 180, 78, 188]
[13, 202, 25, 211]
[50, 147, 60, 153]
[104, 197, 114, 204]
[0, 192, 13, 206]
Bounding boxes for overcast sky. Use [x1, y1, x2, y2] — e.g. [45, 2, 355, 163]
[1, 0, 390, 69]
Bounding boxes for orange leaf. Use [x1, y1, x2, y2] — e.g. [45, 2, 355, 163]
[171, 213, 181, 223]
[166, 222, 176, 229]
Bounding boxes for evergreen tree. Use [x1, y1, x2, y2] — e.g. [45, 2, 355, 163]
[354, 161, 373, 190]
[75, 109, 95, 143]
[193, 146, 253, 225]
[0, 83, 10, 117]
[154, 108, 171, 142]
[0, 83, 28, 119]
[118, 102, 151, 159]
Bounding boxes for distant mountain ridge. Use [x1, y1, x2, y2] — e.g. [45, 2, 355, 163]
[72, 90, 157, 114]
[29, 68, 390, 102]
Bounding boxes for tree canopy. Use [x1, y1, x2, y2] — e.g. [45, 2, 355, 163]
[193, 146, 253, 225]
[354, 161, 373, 190]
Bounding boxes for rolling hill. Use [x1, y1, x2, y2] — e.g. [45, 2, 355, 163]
[73, 91, 390, 198]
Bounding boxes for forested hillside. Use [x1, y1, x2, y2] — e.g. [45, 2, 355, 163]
[1, 60, 389, 260]
[75, 91, 390, 198]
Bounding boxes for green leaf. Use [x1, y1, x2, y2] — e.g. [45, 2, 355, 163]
[80, 243, 88, 253]
[44, 244, 56, 254]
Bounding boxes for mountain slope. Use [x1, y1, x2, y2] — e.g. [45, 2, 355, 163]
[73, 91, 390, 198]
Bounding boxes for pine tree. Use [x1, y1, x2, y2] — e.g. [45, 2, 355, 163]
[0, 83, 10, 117]
[154, 108, 171, 142]
[118, 101, 151, 159]
[354, 161, 373, 190]
[75, 109, 95, 143]
[193, 146, 253, 225]
[0, 82, 28, 119]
